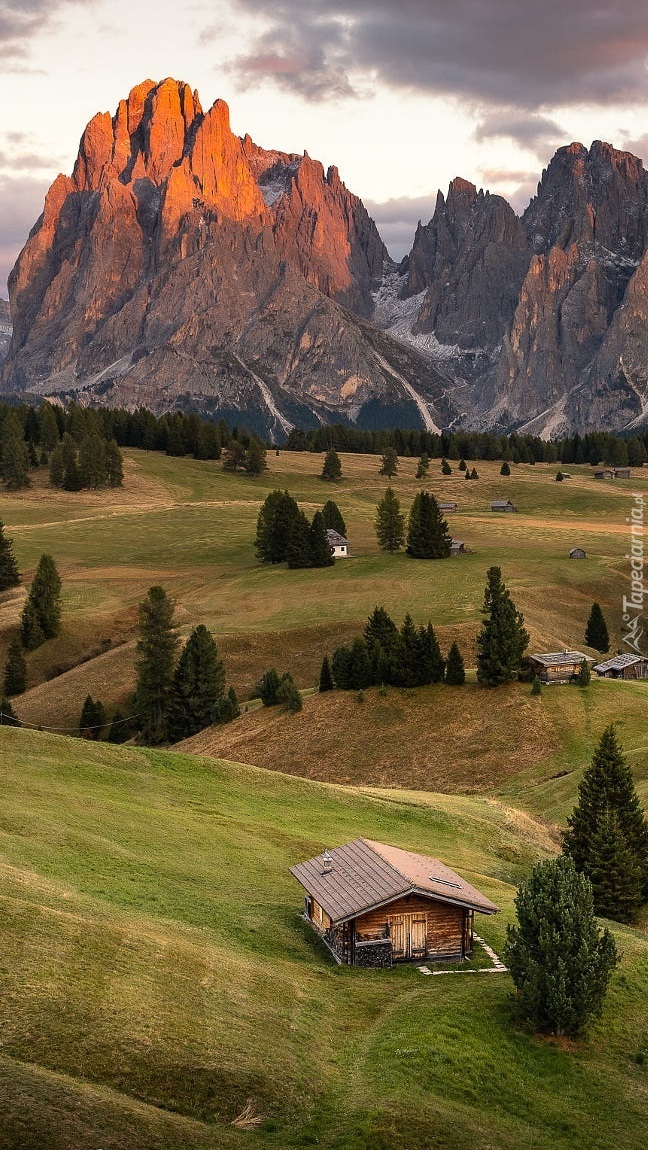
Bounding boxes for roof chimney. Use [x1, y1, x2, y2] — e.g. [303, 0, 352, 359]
[322, 849, 333, 874]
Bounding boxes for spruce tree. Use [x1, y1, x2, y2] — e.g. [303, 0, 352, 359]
[0, 414, 30, 491]
[321, 449, 342, 481]
[48, 443, 65, 487]
[79, 695, 106, 739]
[379, 447, 398, 477]
[318, 654, 334, 693]
[441, 458, 452, 475]
[105, 439, 124, 487]
[364, 606, 400, 682]
[470, 468, 479, 479]
[310, 511, 334, 567]
[531, 675, 542, 696]
[134, 585, 179, 744]
[458, 459, 467, 471]
[348, 638, 374, 689]
[78, 432, 109, 488]
[287, 510, 314, 568]
[258, 668, 282, 706]
[255, 490, 300, 564]
[166, 625, 226, 742]
[406, 491, 450, 559]
[417, 623, 445, 684]
[416, 454, 430, 479]
[563, 724, 648, 910]
[0, 521, 20, 591]
[577, 658, 591, 687]
[375, 487, 405, 553]
[476, 566, 529, 686]
[445, 641, 465, 685]
[244, 436, 267, 476]
[39, 403, 60, 452]
[277, 674, 303, 712]
[61, 433, 82, 491]
[331, 645, 354, 690]
[500, 460, 511, 476]
[586, 810, 644, 923]
[3, 637, 26, 696]
[398, 613, 420, 686]
[20, 554, 62, 650]
[504, 856, 618, 1037]
[321, 500, 346, 536]
[585, 602, 610, 653]
[0, 696, 19, 726]
[106, 710, 131, 744]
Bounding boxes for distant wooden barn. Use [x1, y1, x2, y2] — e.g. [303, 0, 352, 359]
[593, 468, 616, 480]
[593, 653, 648, 680]
[291, 838, 498, 967]
[491, 499, 517, 512]
[529, 650, 593, 683]
[450, 539, 467, 556]
[438, 501, 458, 513]
[568, 547, 586, 559]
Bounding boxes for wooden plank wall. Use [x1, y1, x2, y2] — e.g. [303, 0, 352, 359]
[356, 895, 464, 954]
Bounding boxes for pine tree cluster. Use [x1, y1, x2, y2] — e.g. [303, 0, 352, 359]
[255, 668, 302, 712]
[255, 491, 336, 569]
[326, 607, 464, 691]
[476, 566, 529, 686]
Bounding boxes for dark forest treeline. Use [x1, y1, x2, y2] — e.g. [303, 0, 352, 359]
[2, 400, 648, 467]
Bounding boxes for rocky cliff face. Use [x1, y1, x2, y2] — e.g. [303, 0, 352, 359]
[382, 140, 648, 434]
[0, 299, 11, 364]
[5, 85, 648, 437]
[3, 78, 451, 437]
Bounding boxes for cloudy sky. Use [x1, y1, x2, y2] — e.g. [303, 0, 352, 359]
[2, 0, 648, 297]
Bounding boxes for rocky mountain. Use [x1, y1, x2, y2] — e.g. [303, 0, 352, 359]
[1, 78, 451, 438]
[0, 299, 11, 364]
[382, 141, 648, 435]
[4, 81, 648, 437]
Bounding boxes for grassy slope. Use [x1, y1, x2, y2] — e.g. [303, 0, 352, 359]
[1, 450, 644, 732]
[2, 727, 648, 1150]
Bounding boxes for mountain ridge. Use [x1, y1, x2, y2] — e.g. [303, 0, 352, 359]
[3, 78, 648, 437]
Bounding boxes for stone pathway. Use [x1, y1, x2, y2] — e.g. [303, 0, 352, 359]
[417, 934, 508, 976]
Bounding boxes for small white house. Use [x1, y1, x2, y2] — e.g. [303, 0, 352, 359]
[326, 528, 349, 558]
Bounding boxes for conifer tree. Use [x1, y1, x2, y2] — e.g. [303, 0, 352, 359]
[398, 613, 420, 686]
[61, 433, 82, 491]
[321, 449, 342, 481]
[0, 696, 19, 726]
[364, 606, 400, 682]
[418, 623, 445, 684]
[331, 646, 354, 690]
[78, 431, 109, 488]
[470, 468, 479, 479]
[406, 491, 450, 559]
[166, 625, 226, 742]
[39, 403, 60, 452]
[79, 695, 106, 739]
[319, 654, 334, 692]
[309, 511, 334, 567]
[258, 668, 282, 706]
[476, 566, 529, 686]
[105, 439, 124, 487]
[134, 585, 179, 744]
[20, 554, 62, 650]
[213, 685, 240, 723]
[379, 447, 398, 477]
[0, 414, 30, 491]
[321, 500, 346, 536]
[348, 638, 374, 689]
[563, 724, 648, 911]
[0, 520, 20, 591]
[531, 675, 542, 696]
[48, 442, 65, 487]
[586, 810, 644, 923]
[255, 490, 300, 564]
[458, 459, 467, 471]
[244, 436, 267, 475]
[445, 641, 465, 685]
[585, 602, 610, 653]
[277, 674, 303, 712]
[416, 454, 430, 479]
[375, 487, 405, 553]
[500, 460, 511, 476]
[287, 510, 314, 568]
[577, 658, 591, 687]
[504, 856, 618, 1037]
[3, 637, 26, 696]
[441, 458, 452, 475]
[106, 710, 131, 744]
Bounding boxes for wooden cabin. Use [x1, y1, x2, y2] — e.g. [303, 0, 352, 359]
[593, 468, 615, 480]
[615, 467, 632, 479]
[291, 838, 498, 968]
[529, 650, 593, 683]
[439, 501, 458, 513]
[491, 499, 516, 512]
[326, 528, 349, 558]
[568, 547, 586, 559]
[593, 653, 648, 680]
[450, 539, 467, 556]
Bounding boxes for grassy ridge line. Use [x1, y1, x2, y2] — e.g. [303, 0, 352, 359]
[2, 727, 648, 1149]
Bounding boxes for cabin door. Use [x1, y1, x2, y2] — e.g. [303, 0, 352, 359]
[388, 913, 428, 959]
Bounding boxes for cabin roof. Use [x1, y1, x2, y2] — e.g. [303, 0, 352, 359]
[290, 838, 499, 924]
[530, 650, 593, 667]
[593, 652, 648, 672]
[491, 499, 515, 508]
[325, 528, 348, 545]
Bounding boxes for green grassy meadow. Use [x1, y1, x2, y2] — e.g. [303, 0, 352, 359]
[1, 448, 648, 1147]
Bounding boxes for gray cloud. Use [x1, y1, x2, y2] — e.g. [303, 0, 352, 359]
[224, 1, 648, 111]
[474, 111, 567, 159]
[0, 173, 49, 297]
[0, 0, 88, 62]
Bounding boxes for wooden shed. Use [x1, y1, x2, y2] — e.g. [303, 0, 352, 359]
[568, 547, 586, 559]
[593, 468, 615, 480]
[593, 653, 648, 680]
[438, 501, 458, 513]
[529, 650, 593, 683]
[291, 838, 498, 967]
[491, 499, 517, 512]
[450, 539, 467, 556]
